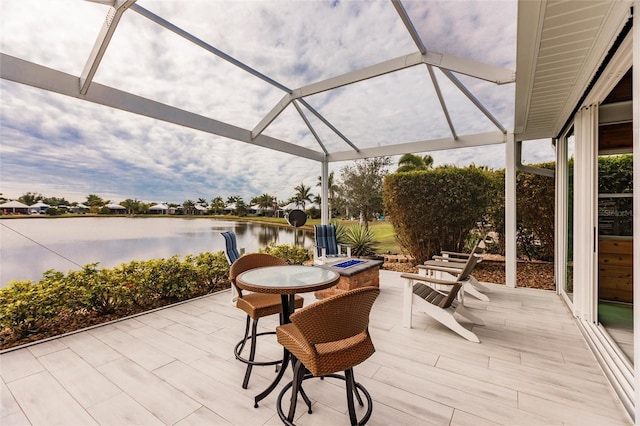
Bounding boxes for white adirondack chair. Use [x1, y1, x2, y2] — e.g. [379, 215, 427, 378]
[402, 254, 484, 342]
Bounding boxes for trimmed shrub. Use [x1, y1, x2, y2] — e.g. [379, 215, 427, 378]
[0, 251, 231, 349]
[384, 166, 495, 263]
[185, 251, 230, 294]
[259, 243, 311, 265]
[487, 163, 555, 261]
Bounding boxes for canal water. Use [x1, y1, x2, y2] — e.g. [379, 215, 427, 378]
[0, 217, 312, 286]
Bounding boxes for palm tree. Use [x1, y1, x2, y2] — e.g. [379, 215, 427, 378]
[85, 194, 105, 208]
[396, 154, 434, 173]
[121, 198, 140, 215]
[294, 183, 313, 209]
[226, 195, 241, 204]
[183, 199, 196, 215]
[256, 193, 275, 216]
[210, 196, 225, 215]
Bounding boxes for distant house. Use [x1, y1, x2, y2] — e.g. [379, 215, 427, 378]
[249, 204, 276, 216]
[194, 205, 208, 215]
[0, 200, 29, 215]
[70, 203, 89, 214]
[29, 201, 50, 214]
[223, 203, 237, 215]
[106, 203, 126, 214]
[149, 203, 169, 215]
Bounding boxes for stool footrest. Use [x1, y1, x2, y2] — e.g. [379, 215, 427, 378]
[234, 331, 282, 366]
[276, 371, 373, 425]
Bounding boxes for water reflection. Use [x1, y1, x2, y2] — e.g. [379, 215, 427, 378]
[0, 217, 312, 286]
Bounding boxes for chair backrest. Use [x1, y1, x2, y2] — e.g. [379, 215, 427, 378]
[457, 254, 481, 282]
[314, 224, 339, 256]
[228, 253, 287, 295]
[413, 282, 462, 309]
[289, 287, 379, 346]
[471, 239, 486, 256]
[221, 231, 240, 265]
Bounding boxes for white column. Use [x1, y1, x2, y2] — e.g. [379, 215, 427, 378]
[554, 136, 566, 297]
[505, 132, 517, 288]
[573, 105, 598, 322]
[320, 158, 329, 225]
[632, 2, 639, 421]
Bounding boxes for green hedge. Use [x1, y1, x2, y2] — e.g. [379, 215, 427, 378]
[259, 242, 311, 265]
[384, 166, 495, 263]
[487, 163, 555, 261]
[0, 251, 230, 347]
[0, 244, 311, 349]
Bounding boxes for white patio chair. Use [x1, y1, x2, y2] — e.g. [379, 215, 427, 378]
[402, 254, 484, 342]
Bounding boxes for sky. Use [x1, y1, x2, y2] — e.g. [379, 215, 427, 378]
[0, 0, 555, 206]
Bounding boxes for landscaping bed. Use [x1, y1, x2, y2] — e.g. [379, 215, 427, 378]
[382, 258, 555, 290]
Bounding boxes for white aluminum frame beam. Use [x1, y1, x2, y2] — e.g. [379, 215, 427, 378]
[292, 100, 329, 155]
[392, 0, 427, 53]
[427, 64, 458, 140]
[1, 54, 324, 162]
[392, 0, 509, 136]
[327, 131, 505, 162]
[443, 69, 507, 134]
[3, 53, 510, 164]
[80, 0, 137, 95]
[132, 3, 358, 152]
[130, 4, 289, 93]
[297, 99, 360, 153]
[253, 50, 515, 139]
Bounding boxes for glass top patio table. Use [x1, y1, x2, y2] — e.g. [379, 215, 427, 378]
[236, 265, 339, 295]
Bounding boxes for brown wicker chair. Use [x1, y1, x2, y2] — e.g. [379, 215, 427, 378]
[275, 286, 380, 425]
[229, 253, 304, 389]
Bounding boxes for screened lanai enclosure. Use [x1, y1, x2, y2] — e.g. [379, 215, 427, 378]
[1, 0, 521, 284]
[1, 0, 639, 423]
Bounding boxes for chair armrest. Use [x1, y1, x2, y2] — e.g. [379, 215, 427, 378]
[417, 264, 462, 276]
[401, 273, 459, 286]
[431, 255, 467, 263]
[312, 245, 326, 260]
[338, 244, 352, 257]
[440, 251, 470, 258]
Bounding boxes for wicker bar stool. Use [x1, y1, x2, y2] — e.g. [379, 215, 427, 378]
[275, 287, 379, 425]
[229, 253, 304, 389]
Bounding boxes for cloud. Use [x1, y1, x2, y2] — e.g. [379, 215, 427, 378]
[0, 0, 552, 205]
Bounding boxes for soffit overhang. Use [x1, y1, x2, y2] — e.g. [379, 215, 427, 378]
[514, 0, 632, 142]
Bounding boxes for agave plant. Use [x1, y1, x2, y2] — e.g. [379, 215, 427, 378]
[332, 222, 348, 245]
[343, 224, 380, 257]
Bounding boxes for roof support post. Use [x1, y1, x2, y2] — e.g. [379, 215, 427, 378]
[632, 0, 639, 418]
[320, 158, 329, 225]
[505, 132, 517, 288]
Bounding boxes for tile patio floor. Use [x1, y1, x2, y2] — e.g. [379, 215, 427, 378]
[0, 271, 631, 425]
